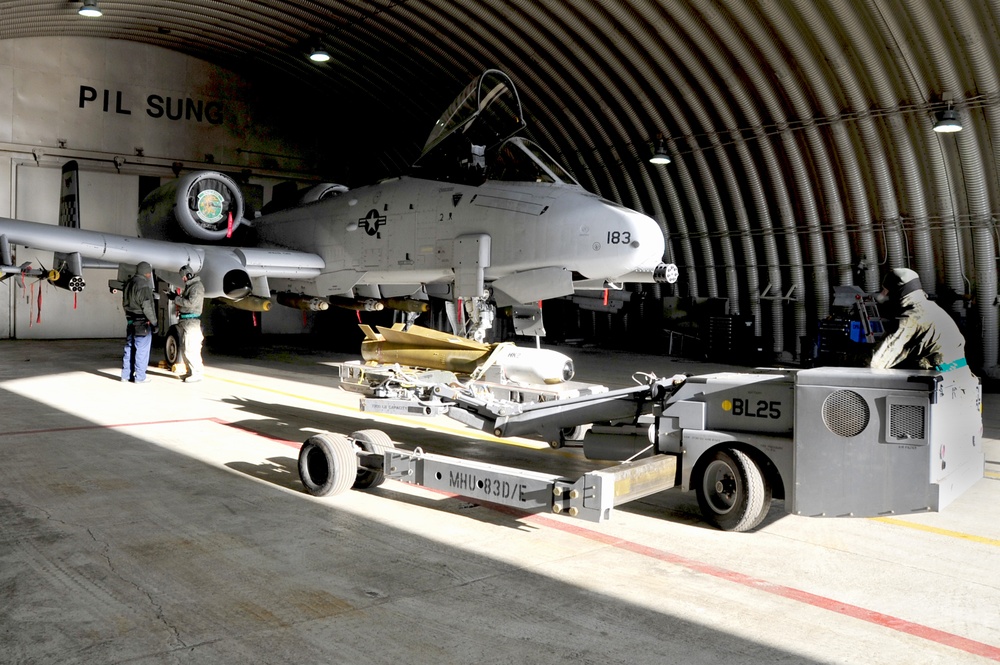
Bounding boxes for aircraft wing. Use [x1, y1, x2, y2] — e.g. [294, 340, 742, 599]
[0, 216, 324, 299]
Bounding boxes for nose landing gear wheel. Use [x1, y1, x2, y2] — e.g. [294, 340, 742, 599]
[695, 448, 771, 532]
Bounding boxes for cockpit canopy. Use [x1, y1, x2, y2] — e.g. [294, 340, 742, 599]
[412, 69, 580, 187]
[418, 69, 525, 161]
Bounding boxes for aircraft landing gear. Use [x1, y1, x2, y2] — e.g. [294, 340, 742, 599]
[465, 295, 495, 342]
[164, 325, 181, 366]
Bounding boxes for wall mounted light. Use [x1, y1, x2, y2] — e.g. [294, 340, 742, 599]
[308, 49, 331, 63]
[649, 137, 671, 165]
[78, 0, 103, 17]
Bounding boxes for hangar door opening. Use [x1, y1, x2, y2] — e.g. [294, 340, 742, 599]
[11, 162, 140, 339]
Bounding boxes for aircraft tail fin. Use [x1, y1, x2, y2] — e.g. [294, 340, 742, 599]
[54, 161, 115, 273]
[59, 161, 81, 229]
[53, 160, 82, 278]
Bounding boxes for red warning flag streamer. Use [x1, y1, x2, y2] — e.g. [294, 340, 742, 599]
[74, 292, 78, 310]
[36, 284, 42, 324]
[226, 211, 234, 238]
[28, 283, 34, 327]
[603, 289, 609, 306]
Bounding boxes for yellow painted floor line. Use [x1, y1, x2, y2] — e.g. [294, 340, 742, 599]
[873, 517, 1000, 548]
[985, 470, 1000, 480]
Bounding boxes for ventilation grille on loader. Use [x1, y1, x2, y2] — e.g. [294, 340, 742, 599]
[822, 390, 869, 437]
[889, 403, 926, 441]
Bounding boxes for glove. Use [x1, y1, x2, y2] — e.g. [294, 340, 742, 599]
[167, 291, 177, 300]
[151, 325, 158, 334]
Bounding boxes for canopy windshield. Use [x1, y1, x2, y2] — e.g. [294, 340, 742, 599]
[488, 137, 580, 186]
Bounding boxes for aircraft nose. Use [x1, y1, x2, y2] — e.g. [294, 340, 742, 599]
[564, 192, 670, 282]
[593, 204, 664, 272]
[573, 200, 673, 284]
[624, 208, 666, 267]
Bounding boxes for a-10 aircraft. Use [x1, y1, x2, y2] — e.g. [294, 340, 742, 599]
[0, 70, 676, 344]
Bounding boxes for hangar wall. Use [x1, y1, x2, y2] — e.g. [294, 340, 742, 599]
[0, 37, 322, 339]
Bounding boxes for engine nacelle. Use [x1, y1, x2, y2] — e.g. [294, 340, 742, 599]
[298, 183, 349, 204]
[137, 171, 246, 242]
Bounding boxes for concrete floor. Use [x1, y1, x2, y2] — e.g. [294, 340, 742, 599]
[1, 338, 998, 664]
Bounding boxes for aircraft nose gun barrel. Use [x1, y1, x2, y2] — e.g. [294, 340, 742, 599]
[653, 263, 680, 284]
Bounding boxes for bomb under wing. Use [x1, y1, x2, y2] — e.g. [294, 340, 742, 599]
[277, 292, 331, 311]
[359, 324, 574, 385]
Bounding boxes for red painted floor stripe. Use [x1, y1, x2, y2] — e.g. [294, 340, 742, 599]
[7, 419, 996, 659]
[417, 489, 1000, 660]
[0, 416, 305, 449]
[0, 417, 224, 437]
[526, 514, 1000, 661]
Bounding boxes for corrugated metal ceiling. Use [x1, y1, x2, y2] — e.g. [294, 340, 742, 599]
[3, 0, 1000, 371]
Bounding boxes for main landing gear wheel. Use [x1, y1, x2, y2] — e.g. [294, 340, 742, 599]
[350, 429, 395, 489]
[695, 448, 772, 532]
[164, 325, 181, 366]
[298, 433, 357, 497]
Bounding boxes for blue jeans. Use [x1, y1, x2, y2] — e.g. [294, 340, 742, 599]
[122, 326, 153, 381]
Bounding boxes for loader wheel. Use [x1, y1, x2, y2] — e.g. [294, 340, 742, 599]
[696, 448, 771, 532]
[350, 429, 395, 489]
[298, 433, 357, 497]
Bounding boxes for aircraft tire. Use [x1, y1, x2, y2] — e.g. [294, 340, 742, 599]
[350, 429, 395, 489]
[298, 433, 357, 497]
[164, 326, 181, 366]
[695, 448, 771, 532]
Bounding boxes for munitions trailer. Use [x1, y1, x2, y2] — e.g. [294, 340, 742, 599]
[298, 365, 983, 532]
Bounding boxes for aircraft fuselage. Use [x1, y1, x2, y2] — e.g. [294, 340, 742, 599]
[254, 174, 665, 301]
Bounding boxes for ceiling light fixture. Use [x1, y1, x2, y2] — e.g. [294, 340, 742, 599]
[933, 102, 962, 133]
[649, 137, 671, 165]
[308, 49, 331, 63]
[78, 0, 103, 17]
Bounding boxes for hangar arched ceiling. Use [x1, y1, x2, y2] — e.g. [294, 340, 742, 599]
[4, 1, 1000, 373]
